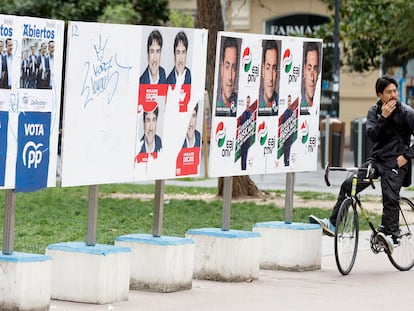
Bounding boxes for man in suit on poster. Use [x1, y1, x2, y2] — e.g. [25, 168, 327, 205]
[139, 106, 163, 154]
[36, 42, 51, 89]
[258, 40, 279, 116]
[182, 103, 201, 148]
[1, 38, 13, 89]
[215, 36, 239, 117]
[28, 45, 38, 88]
[140, 30, 167, 85]
[300, 42, 321, 115]
[166, 31, 191, 85]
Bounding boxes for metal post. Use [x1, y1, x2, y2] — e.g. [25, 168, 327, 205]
[86, 185, 99, 246]
[221, 176, 233, 231]
[324, 115, 330, 166]
[357, 118, 363, 167]
[332, 0, 340, 117]
[284, 172, 295, 224]
[2, 189, 16, 255]
[152, 179, 165, 237]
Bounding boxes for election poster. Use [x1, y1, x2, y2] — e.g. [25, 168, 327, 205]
[209, 31, 322, 178]
[60, 22, 208, 186]
[0, 14, 64, 191]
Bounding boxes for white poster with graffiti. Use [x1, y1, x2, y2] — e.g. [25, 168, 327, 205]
[60, 22, 208, 186]
[0, 14, 64, 192]
[209, 31, 322, 177]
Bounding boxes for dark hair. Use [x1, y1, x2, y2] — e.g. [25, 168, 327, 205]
[375, 76, 398, 94]
[174, 31, 188, 53]
[262, 40, 278, 64]
[147, 30, 163, 54]
[194, 102, 199, 114]
[303, 42, 320, 70]
[143, 106, 159, 121]
[221, 36, 239, 64]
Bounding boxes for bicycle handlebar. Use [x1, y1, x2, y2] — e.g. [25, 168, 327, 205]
[324, 163, 376, 189]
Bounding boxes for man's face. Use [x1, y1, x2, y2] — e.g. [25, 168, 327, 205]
[262, 48, 278, 102]
[379, 84, 398, 104]
[221, 46, 237, 102]
[0, 42, 3, 53]
[31, 46, 35, 54]
[144, 111, 157, 146]
[174, 40, 187, 75]
[40, 43, 46, 56]
[148, 40, 161, 77]
[304, 50, 319, 102]
[246, 97, 250, 109]
[6, 40, 13, 55]
[287, 95, 292, 107]
[187, 109, 197, 141]
[48, 42, 55, 57]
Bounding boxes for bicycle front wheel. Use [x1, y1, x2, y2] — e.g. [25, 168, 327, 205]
[335, 197, 359, 275]
[387, 197, 414, 271]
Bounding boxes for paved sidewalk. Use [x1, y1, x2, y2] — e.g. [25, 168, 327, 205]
[50, 148, 414, 310]
[50, 232, 414, 311]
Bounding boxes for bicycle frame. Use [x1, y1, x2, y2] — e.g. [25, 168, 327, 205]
[325, 164, 414, 274]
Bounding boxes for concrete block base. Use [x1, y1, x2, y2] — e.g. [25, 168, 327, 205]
[186, 228, 261, 282]
[46, 242, 131, 304]
[0, 252, 52, 311]
[253, 221, 322, 271]
[115, 234, 194, 293]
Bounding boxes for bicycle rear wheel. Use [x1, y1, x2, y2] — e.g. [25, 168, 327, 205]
[387, 197, 414, 271]
[335, 198, 359, 275]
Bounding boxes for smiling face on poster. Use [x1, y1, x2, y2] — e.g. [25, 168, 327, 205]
[215, 36, 241, 117]
[258, 39, 281, 117]
[300, 41, 322, 116]
[209, 32, 322, 178]
[134, 26, 205, 181]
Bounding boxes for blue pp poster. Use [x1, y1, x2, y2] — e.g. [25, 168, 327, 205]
[15, 112, 51, 192]
[0, 111, 9, 186]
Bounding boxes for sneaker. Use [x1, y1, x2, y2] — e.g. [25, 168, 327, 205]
[309, 215, 335, 237]
[376, 232, 394, 255]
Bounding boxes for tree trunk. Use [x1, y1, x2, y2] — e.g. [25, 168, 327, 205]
[217, 176, 262, 198]
[196, 0, 224, 104]
[197, 1, 260, 199]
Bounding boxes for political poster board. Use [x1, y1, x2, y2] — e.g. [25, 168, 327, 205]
[208, 32, 322, 178]
[0, 14, 64, 192]
[60, 22, 208, 186]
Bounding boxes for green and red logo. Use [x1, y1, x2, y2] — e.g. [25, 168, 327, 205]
[215, 121, 226, 148]
[283, 49, 293, 73]
[242, 47, 252, 72]
[258, 121, 268, 145]
[301, 120, 309, 143]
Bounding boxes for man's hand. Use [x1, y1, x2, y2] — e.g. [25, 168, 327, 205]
[381, 100, 397, 118]
[397, 155, 408, 168]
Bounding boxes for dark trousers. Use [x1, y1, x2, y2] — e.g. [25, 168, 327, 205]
[329, 159, 408, 238]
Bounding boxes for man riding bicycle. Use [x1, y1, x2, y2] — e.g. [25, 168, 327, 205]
[310, 76, 414, 254]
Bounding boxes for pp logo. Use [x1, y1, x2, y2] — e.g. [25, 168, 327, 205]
[283, 49, 293, 73]
[258, 121, 268, 146]
[242, 47, 252, 72]
[215, 122, 226, 148]
[22, 142, 43, 168]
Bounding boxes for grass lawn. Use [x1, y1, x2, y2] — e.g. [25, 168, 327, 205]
[0, 183, 382, 254]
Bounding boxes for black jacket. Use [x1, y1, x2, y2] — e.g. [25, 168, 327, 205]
[367, 100, 414, 164]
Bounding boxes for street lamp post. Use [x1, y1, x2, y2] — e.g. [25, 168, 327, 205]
[332, 0, 340, 117]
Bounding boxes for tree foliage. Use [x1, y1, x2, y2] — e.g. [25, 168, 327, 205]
[0, 0, 169, 25]
[319, 0, 414, 72]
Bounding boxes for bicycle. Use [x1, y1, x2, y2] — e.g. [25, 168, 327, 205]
[324, 164, 414, 275]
